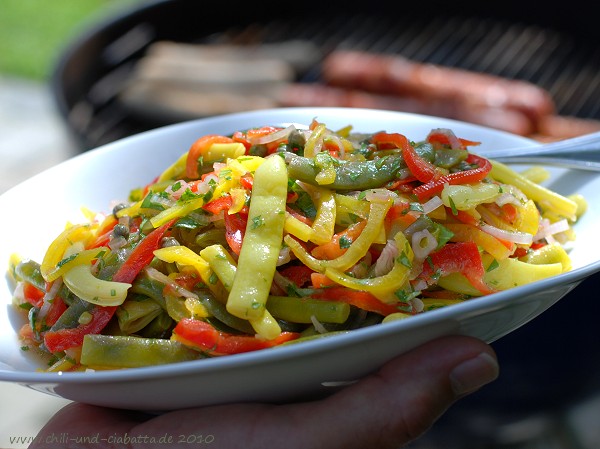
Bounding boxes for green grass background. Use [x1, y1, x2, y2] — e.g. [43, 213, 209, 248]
[0, 0, 142, 80]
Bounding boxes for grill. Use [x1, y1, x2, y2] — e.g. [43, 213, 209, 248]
[52, 2, 600, 150]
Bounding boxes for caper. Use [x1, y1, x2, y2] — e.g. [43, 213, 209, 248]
[112, 203, 127, 219]
[113, 224, 130, 239]
[161, 237, 180, 248]
[249, 144, 268, 157]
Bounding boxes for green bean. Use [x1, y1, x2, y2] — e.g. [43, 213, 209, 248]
[266, 296, 350, 324]
[138, 312, 174, 339]
[131, 274, 167, 309]
[116, 295, 163, 334]
[47, 297, 95, 332]
[285, 141, 439, 191]
[195, 292, 255, 334]
[286, 153, 405, 190]
[15, 259, 45, 291]
[80, 334, 201, 368]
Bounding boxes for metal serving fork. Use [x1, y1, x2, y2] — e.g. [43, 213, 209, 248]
[475, 130, 600, 171]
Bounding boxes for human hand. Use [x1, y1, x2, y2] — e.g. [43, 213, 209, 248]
[29, 335, 498, 449]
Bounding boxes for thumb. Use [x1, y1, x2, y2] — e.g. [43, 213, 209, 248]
[310, 334, 499, 449]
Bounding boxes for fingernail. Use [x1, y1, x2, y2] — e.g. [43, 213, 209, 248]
[449, 352, 499, 396]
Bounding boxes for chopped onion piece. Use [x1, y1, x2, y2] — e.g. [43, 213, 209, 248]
[311, 315, 329, 334]
[534, 218, 570, 241]
[38, 278, 63, 320]
[253, 124, 297, 145]
[410, 297, 424, 313]
[412, 229, 438, 260]
[422, 196, 444, 214]
[144, 266, 198, 300]
[277, 246, 291, 266]
[427, 128, 462, 149]
[480, 223, 533, 245]
[365, 188, 396, 203]
[374, 240, 398, 277]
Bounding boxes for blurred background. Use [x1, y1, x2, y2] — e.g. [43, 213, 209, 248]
[0, 0, 142, 194]
[1, 0, 600, 448]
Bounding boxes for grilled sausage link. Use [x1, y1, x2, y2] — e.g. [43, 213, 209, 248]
[320, 50, 556, 124]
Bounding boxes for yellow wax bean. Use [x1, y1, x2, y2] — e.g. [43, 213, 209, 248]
[227, 155, 287, 322]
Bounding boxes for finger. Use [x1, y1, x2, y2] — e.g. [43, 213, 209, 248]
[311, 335, 499, 449]
[28, 402, 149, 449]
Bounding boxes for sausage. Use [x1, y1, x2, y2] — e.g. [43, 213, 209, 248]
[321, 50, 556, 123]
[535, 114, 600, 139]
[278, 83, 535, 136]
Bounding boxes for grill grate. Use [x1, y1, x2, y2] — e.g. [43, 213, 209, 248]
[69, 13, 600, 148]
[195, 14, 600, 119]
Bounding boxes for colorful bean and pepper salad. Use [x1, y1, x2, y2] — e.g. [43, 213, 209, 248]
[8, 120, 586, 371]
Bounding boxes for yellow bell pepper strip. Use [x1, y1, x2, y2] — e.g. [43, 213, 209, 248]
[308, 187, 337, 245]
[153, 244, 224, 301]
[444, 223, 513, 261]
[284, 211, 315, 242]
[149, 194, 206, 228]
[313, 152, 338, 185]
[488, 257, 563, 287]
[45, 245, 110, 283]
[172, 318, 300, 356]
[227, 154, 288, 321]
[157, 151, 187, 183]
[303, 122, 327, 158]
[438, 257, 563, 296]
[334, 193, 370, 225]
[323, 231, 414, 303]
[490, 160, 578, 220]
[284, 199, 392, 273]
[40, 224, 94, 281]
[519, 242, 572, 272]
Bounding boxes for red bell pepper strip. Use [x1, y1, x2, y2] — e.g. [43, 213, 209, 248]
[232, 126, 284, 154]
[112, 218, 177, 284]
[427, 131, 480, 149]
[43, 306, 117, 353]
[311, 220, 367, 260]
[202, 194, 233, 215]
[44, 296, 68, 327]
[224, 211, 247, 255]
[86, 215, 118, 249]
[417, 241, 494, 295]
[22, 282, 45, 308]
[173, 318, 299, 355]
[279, 265, 315, 288]
[372, 132, 439, 183]
[412, 154, 492, 201]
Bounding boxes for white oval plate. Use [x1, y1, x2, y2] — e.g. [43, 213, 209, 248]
[1, 107, 599, 411]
